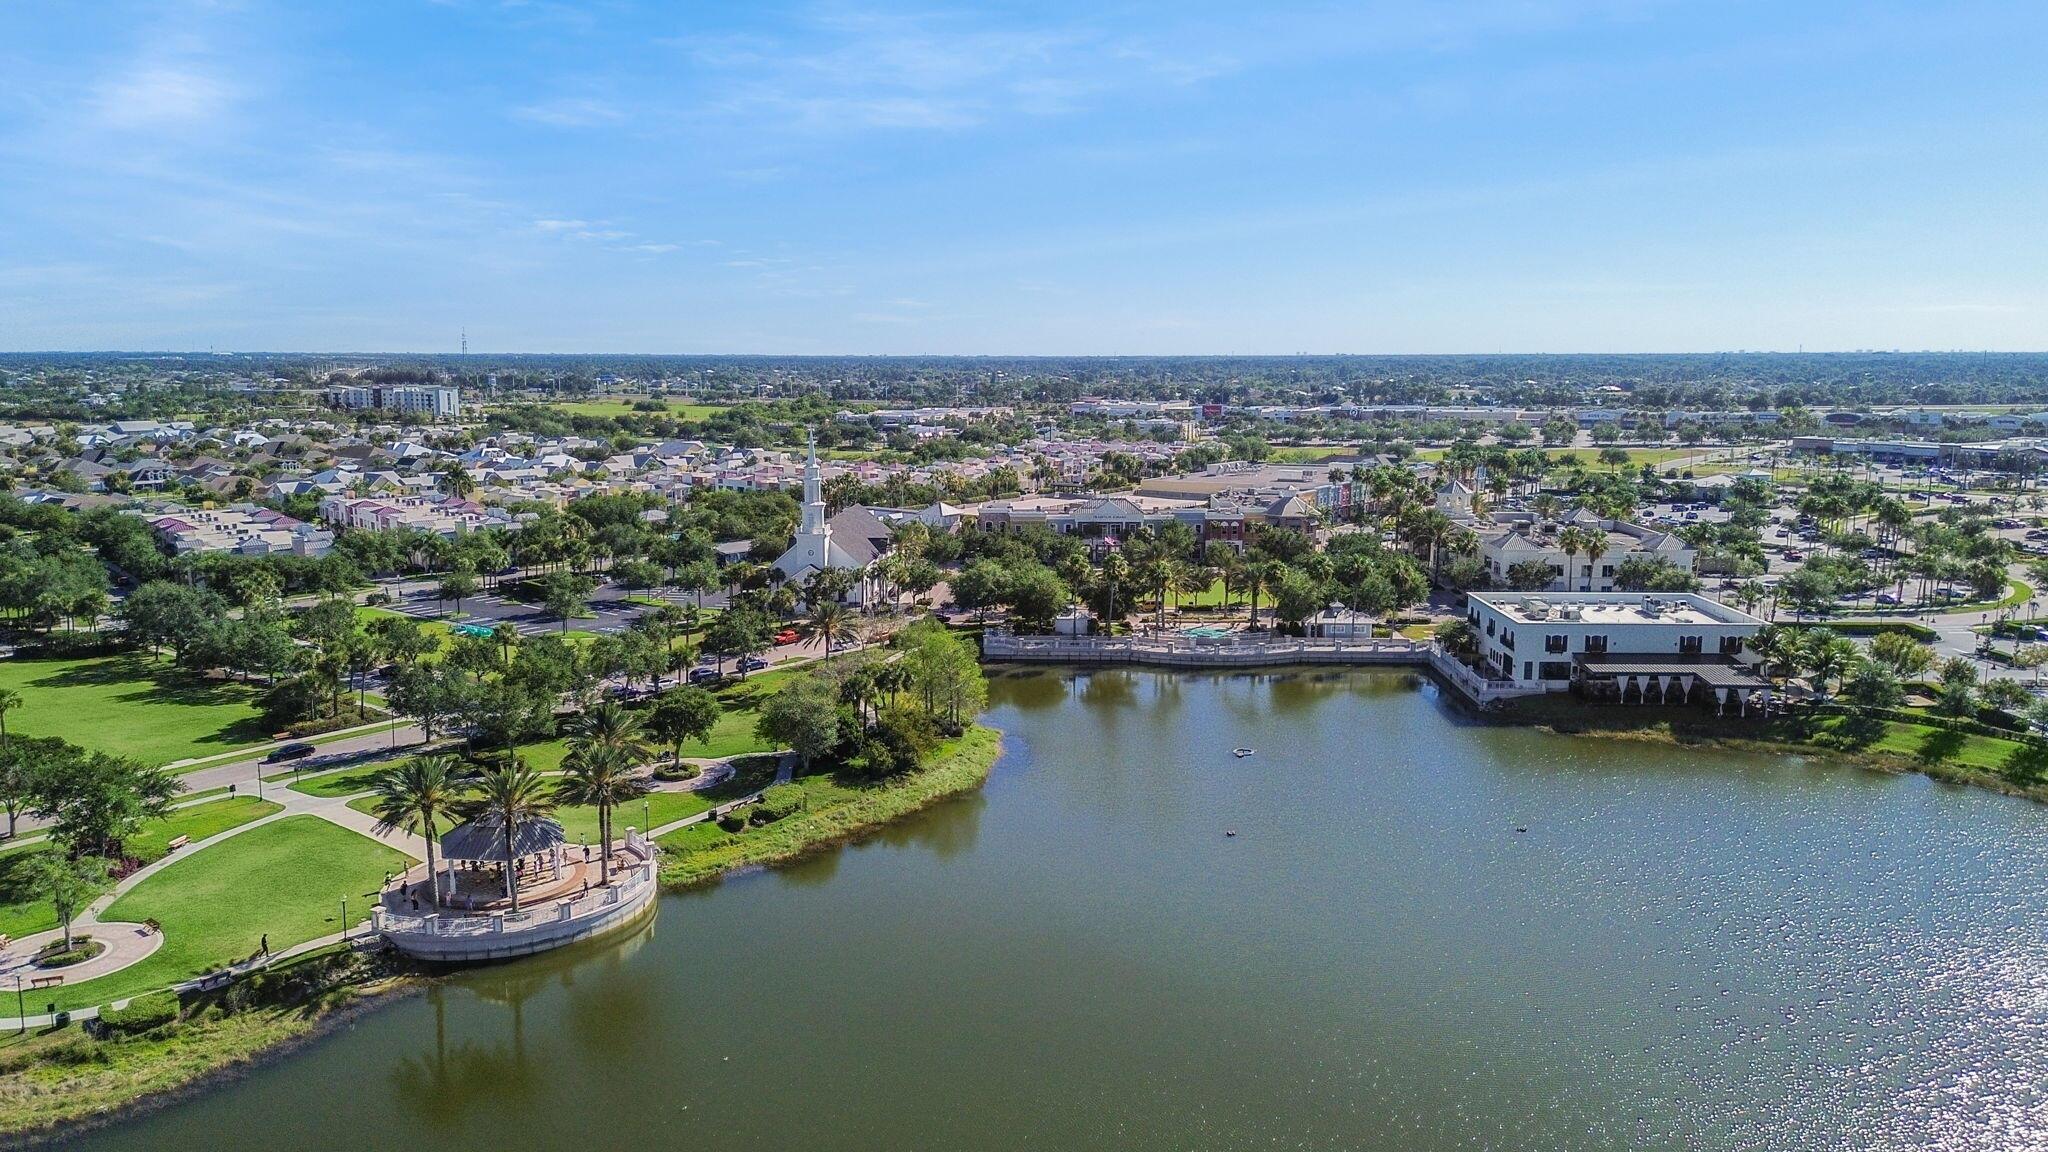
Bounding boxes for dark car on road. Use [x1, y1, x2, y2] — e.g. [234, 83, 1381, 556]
[264, 742, 316, 763]
[738, 656, 771, 672]
[688, 666, 724, 685]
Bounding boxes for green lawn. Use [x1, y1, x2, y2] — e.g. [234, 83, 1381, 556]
[0, 840, 55, 941]
[284, 761, 398, 798]
[0, 797, 283, 943]
[537, 398, 728, 420]
[1265, 446, 1350, 464]
[0, 654, 274, 766]
[125, 797, 283, 862]
[43, 817, 413, 1011]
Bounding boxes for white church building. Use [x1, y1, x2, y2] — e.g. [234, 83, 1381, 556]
[773, 436, 893, 605]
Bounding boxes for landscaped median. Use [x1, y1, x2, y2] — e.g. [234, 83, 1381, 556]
[655, 726, 1003, 888]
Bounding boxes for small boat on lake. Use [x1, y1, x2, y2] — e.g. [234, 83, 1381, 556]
[1233, 748, 1254, 758]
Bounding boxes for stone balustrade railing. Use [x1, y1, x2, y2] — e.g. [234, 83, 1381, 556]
[374, 829, 662, 961]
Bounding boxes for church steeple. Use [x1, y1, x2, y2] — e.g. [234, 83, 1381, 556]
[801, 429, 827, 535]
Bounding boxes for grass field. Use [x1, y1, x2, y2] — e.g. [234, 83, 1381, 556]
[539, 398, 727, 420]
[285, 761, 400, 798]
[0, 654, 273, 766]
[342, 763, 773, 841]
[48, 818, 412, 1010]
[0, 796, 284, 947]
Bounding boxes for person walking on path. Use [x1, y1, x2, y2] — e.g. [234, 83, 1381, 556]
[260, 934, 269, 958]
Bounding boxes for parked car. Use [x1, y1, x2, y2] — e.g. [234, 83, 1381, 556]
[1876, 593, 1901, 605]
[688, 665, 724, 685]
[738, 656, 771, 672]
[774, 629, 801, 646]
[265, 742, 316, 764]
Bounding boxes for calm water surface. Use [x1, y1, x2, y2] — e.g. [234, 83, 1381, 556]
[63, 669, 2048, 1151]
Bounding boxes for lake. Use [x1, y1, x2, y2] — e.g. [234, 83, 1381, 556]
[63, 668, 2048, 1150]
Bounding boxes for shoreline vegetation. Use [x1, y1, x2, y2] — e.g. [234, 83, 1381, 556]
[0, 724, 1005, 1143]
[1490, 694, 2048, 804]
[0, 946, 418, 1144]
[657, 725, 1002, 889]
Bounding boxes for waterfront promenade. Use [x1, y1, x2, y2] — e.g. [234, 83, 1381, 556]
[979, 630, 1541, 704]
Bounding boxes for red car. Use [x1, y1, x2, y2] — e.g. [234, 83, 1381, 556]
[774, 629, 801, 646]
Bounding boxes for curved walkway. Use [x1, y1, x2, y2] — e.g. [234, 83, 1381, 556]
[0, 921, 162, 985]
[0, 745, 785, 1020]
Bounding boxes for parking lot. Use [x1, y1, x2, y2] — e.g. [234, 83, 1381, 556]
[389, 582, 654, 637]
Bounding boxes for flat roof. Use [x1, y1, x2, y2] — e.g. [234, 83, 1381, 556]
[1474, 593, 1759, 628]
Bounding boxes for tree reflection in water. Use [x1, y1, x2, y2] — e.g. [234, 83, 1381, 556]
[390, 920, 657, 1129]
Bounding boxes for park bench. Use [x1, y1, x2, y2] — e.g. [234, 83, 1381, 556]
[164, 835, 190, 852]
[30, 974, 63, 989]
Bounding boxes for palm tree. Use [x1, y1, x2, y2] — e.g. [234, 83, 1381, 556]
[1581, 533, 1610, 592]
[808, 600, 858, 659]
[1243, 558, 1276, 630]
[367, 754, 469, 908]
[570, 700, 653, 763]
[1557, 527, 1587, 596]
[1100, 553, 1130, 629]
[555, 745, 646, 886]
[442, 464, 477, 500]
[460, 761, 556, 912]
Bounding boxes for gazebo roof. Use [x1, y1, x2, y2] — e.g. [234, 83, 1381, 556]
[441, 815, 567, 862]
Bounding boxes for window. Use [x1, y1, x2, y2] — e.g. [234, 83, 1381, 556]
[1501, 631, 1516, 651]
[1538, 661, 1572, 680]
[1523, 661, 1534, 681]
[1545, 634, 1568, 653]
[1719, 635, 1745, 654]
[1486, 619, 1495, 637]
[1601, 565, 1615, 577]
[1583, 635, 1608, 653]
[1679, 635, 1703, 654]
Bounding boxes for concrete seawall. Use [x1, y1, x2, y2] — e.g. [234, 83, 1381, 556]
[980, 631, 1539, 704]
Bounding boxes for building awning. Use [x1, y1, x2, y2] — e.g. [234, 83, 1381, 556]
[1572, 654, 1770, 690]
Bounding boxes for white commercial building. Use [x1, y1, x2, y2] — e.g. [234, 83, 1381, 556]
[1464, 592, 1768, 709]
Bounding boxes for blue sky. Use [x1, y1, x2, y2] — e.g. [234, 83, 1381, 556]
[2, 1, 2045, 354]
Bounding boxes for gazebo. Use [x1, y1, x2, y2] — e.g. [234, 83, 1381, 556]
[436, 815, 569, 910]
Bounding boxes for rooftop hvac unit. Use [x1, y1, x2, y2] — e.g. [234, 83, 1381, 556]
[1560, 606, 1582, 620]
[1525, 599, 1551, 619]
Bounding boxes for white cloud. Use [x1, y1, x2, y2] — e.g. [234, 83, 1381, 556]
[93, 65, 235, 130]
[513, 96, 626, 127]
